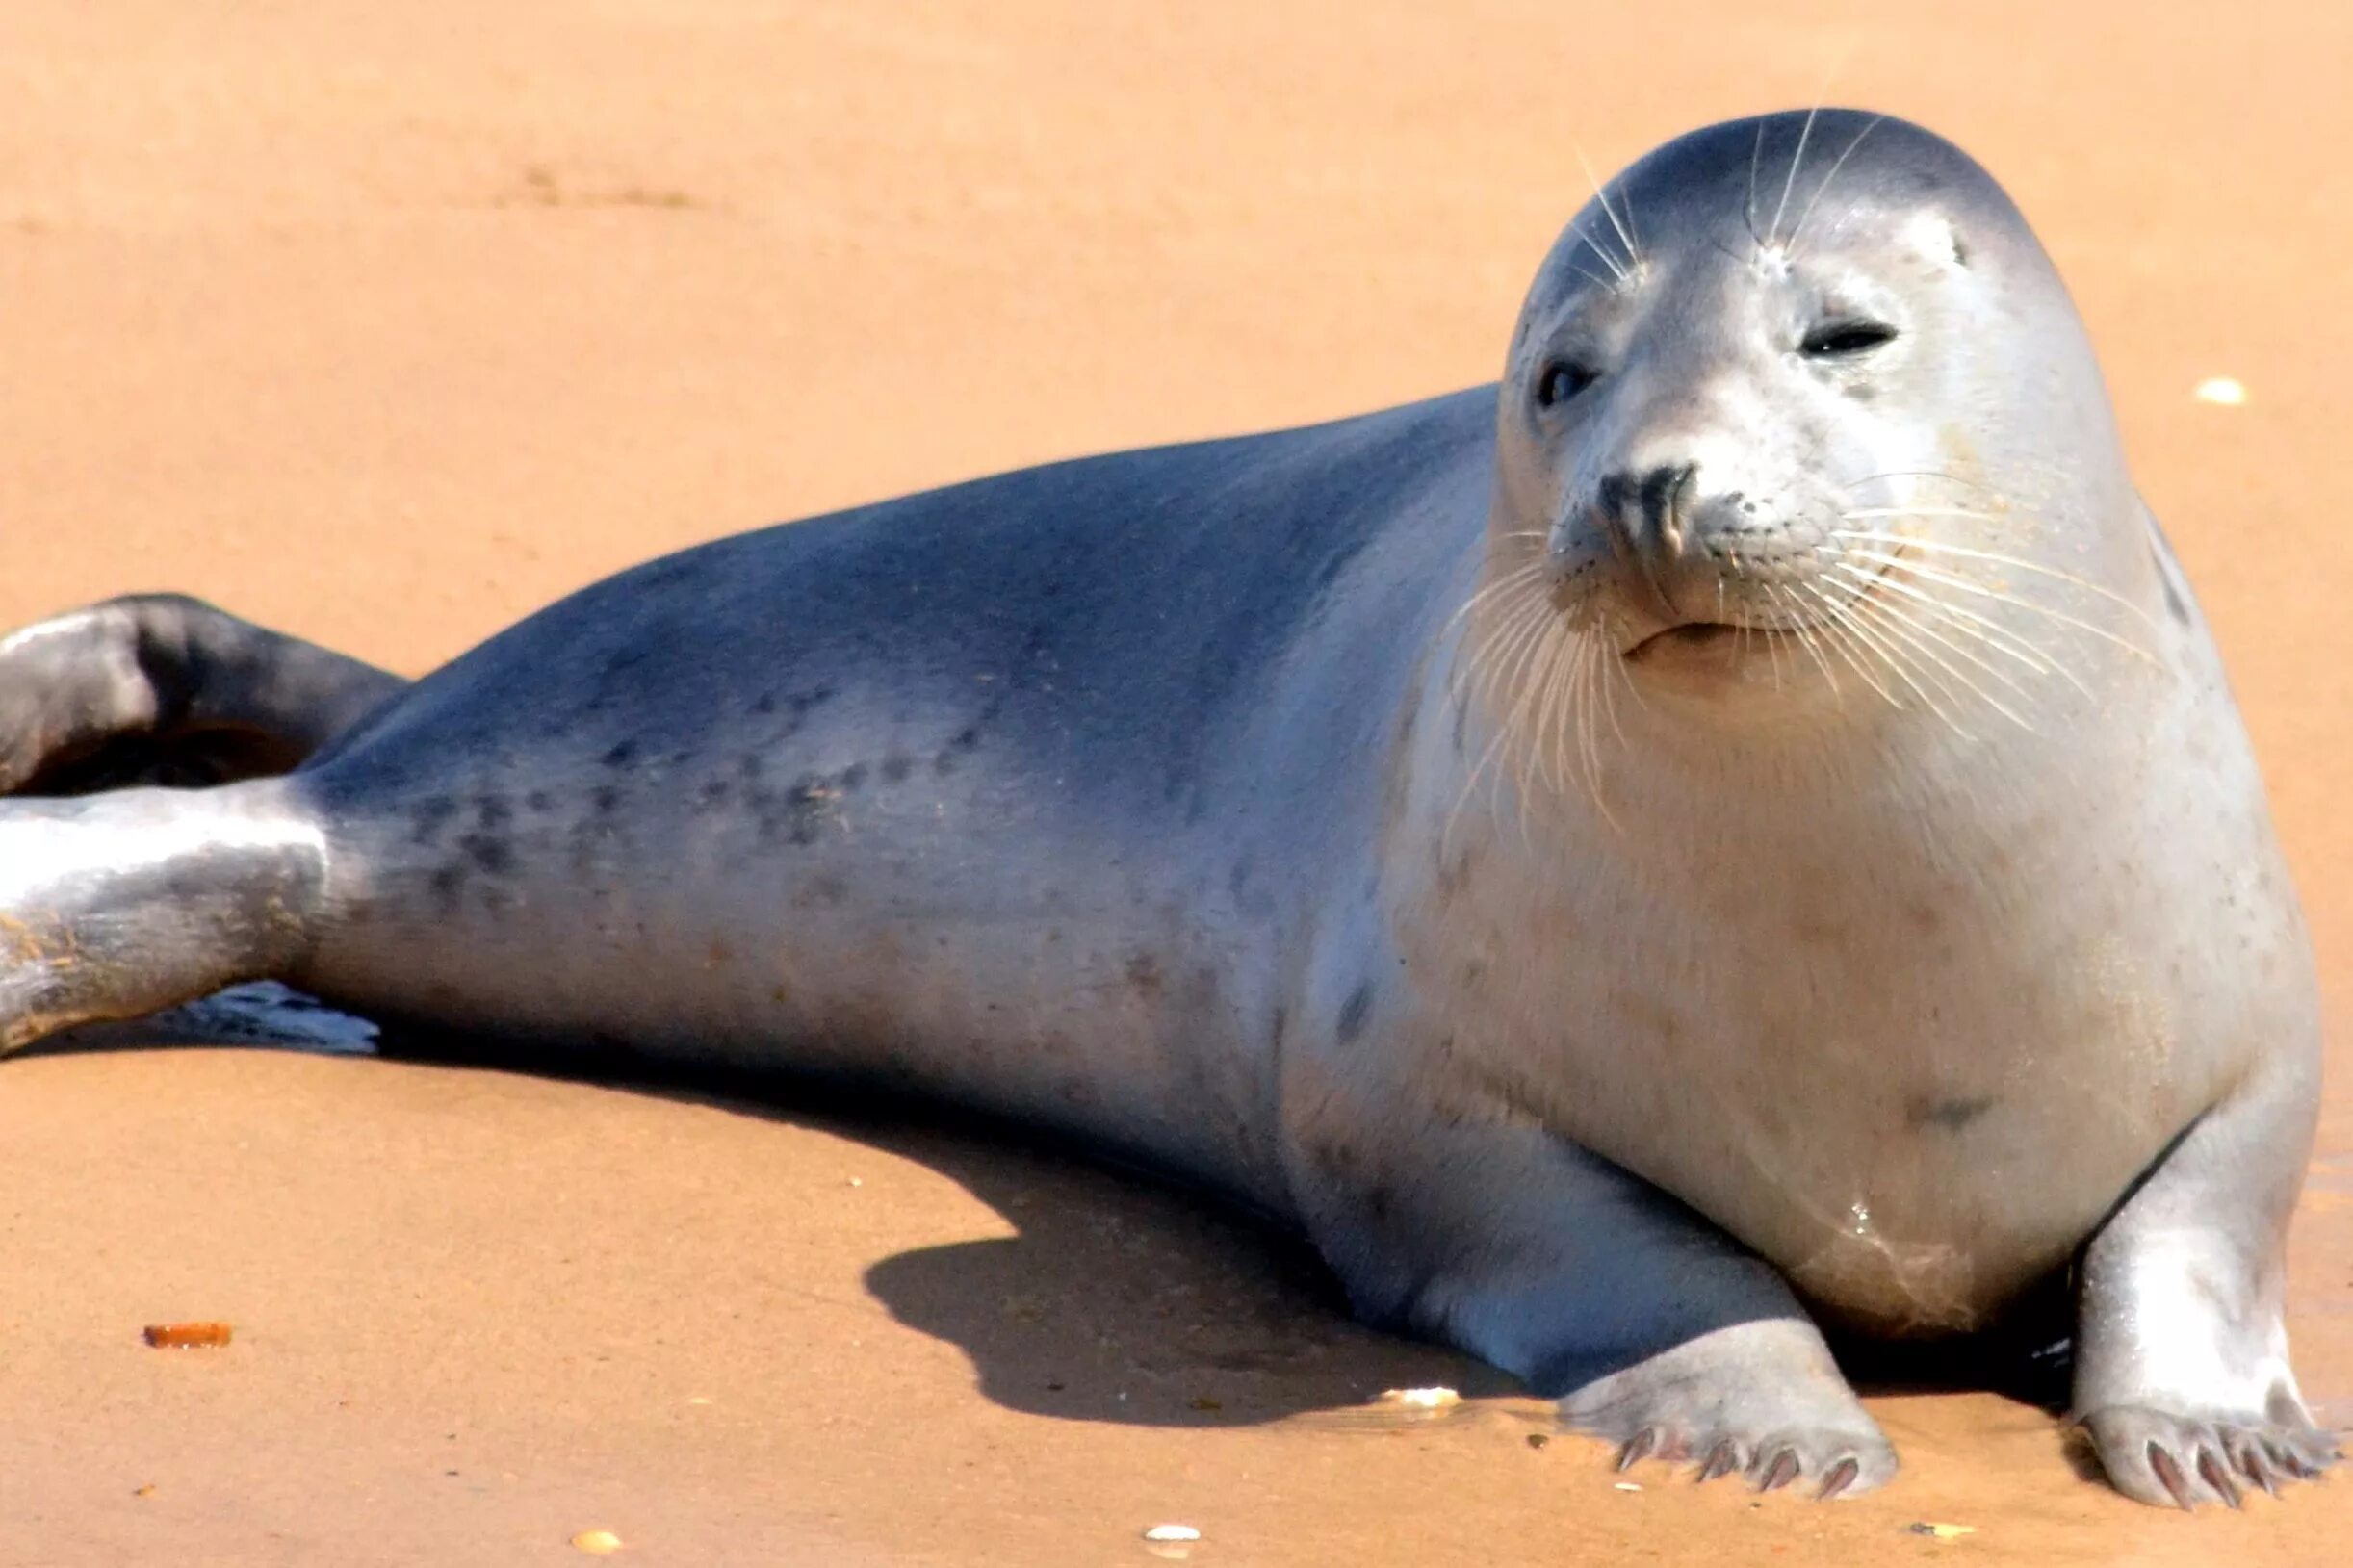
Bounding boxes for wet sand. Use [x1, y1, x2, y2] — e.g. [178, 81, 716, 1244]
[2, 2, 2349, 1563]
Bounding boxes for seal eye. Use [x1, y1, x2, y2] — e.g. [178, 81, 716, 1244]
[1537, 361, 1598, 408]
[1801, 321, 1898, 359]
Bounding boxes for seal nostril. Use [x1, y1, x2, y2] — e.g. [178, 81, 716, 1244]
[1670, 466, 1699, 539]
[1639, 464, 1698, 555]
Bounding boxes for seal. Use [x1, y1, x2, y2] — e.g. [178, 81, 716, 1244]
[0, 109, 2333, 1508]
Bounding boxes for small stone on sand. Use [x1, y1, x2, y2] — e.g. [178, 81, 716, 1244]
[143, 1322, 233, 1349]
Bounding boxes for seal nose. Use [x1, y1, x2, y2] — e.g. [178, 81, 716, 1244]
[1596, 462, 1698, 605]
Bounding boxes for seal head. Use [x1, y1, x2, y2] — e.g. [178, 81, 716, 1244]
[1493, 112, 2142, 709]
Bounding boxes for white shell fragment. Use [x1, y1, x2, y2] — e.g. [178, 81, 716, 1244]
[1376, 1385, 1461, 1410]
[1142, 1524, 1202, 1542]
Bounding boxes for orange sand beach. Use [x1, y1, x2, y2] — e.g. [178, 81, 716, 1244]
[2, 3, 2349, 1563]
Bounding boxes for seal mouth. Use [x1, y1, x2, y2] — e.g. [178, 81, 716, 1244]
[1624, 621, 1749, 659]
[1619, 542, 1918, 665]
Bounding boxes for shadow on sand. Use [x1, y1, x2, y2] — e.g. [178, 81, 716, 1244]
[40, 988, 2079, 1437]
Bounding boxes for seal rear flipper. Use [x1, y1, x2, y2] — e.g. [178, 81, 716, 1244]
[0, 594, 406, 794]
[0, 781, 323, 1054]
[1288, 1111, 1896, 1499]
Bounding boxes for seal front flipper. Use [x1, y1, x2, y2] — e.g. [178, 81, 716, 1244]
[2072, 1031, 2340, 1508]
[0, 593, 405, 794]
[1285, 1108, 1897, 1499]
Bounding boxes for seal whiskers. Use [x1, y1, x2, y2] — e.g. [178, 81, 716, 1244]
[1765, 101, 1823, 248]
[1784, 114, 1888, 260]
[1764, 583, 1845, 699]
[1805, 581, 1973, 734]
[1573, 146, 1642, 278]
[1832, 540, 2161, 665]
[1553, 231, 1627, 296]
[1446, 563, 1620, 843]
[1841, 588, 2040, 731]
[1454, 536, 1638, 832]
[1802, 590, 1906, 708]
[1834, 518, 2167, 630]
[1824, 562, 2097, 699]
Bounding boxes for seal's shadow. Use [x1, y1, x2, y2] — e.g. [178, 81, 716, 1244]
[42, 1006, 2071, 1431]
[39, 1009, 1515, 1429]
[838, 1109, 1522, 1427]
